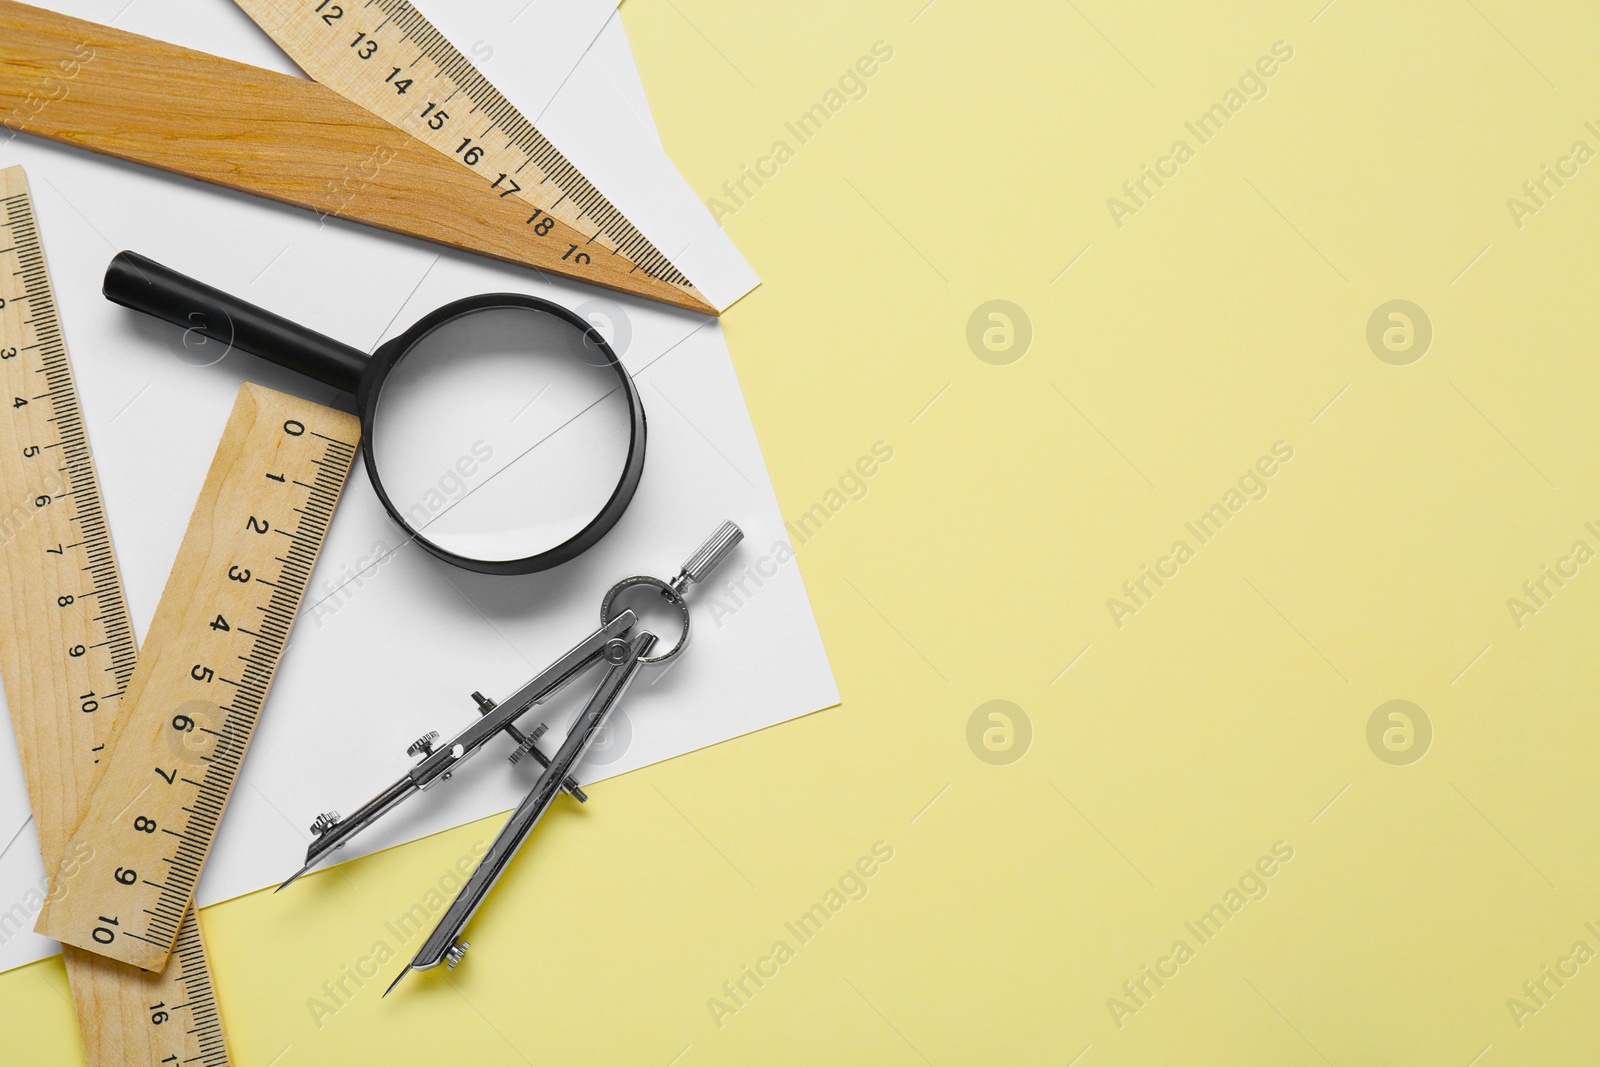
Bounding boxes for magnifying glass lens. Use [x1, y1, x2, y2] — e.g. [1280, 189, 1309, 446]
[370, 307, 634, 563]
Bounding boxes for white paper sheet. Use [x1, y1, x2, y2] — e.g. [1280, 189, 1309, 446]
[0, 1, 830, 972]
[592, 12, 665, 148]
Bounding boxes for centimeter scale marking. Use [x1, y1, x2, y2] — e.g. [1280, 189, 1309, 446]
[0, 166, 228, 1066]
[37, 383, 360, 970]
[232, 0, 708, 301]
[0, 1, 715, 314]
[371, 0, 690, 284]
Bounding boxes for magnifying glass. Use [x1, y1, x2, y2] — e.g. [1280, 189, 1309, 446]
[103, 251, 645, 575]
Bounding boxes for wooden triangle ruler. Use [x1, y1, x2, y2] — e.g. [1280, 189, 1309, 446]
[0, 0, 716, 314]
[0, 165, 229, 1066]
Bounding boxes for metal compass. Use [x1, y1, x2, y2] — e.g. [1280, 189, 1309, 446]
[277, 522, 745, 993]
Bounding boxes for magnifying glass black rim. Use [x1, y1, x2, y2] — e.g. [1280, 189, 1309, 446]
[354, 292, 646, 576]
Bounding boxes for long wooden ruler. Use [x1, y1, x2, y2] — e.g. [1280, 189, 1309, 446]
[0, 166, 228, 1065]
[0, 0, 715, 314]
[36, 383, 359, 970]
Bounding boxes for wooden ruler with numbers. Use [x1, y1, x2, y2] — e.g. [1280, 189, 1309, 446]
[234, 0, 701, 299]
[35, 383, 359, 970]
[0, 0, 715, 314]
[0, 165, 229, 1066]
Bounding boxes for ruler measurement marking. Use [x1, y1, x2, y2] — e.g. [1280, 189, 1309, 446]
[38, 383, 359, 973]
[154, 453, 334, 925]
[234, 0, 698, 292]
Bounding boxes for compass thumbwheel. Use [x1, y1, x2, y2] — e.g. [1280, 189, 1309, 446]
[407, 730, 441, 758]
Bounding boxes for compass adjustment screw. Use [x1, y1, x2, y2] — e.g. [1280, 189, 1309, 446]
[407, 731, 441, 758]
[444, 941, 470, 969]
[472, 691, 496, 714]
[506, 723, 550, 765]
[309, 811, 341, 837]
[505, 724, 588, 801]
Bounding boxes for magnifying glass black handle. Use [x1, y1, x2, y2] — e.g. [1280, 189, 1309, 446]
[104, 251, 367, 394]
[103, 250, 647, 575]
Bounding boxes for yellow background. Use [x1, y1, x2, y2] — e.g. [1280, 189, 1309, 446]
[7, 0, 1600, 1062]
